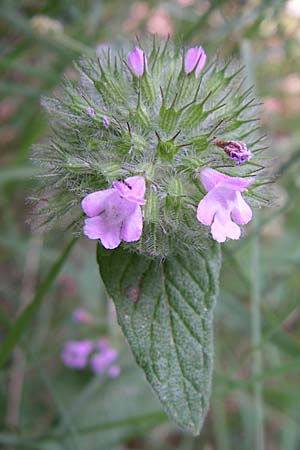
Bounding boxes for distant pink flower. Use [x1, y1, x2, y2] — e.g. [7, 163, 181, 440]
[90, 338, 121, 378]
[90, 347, 118, 375]
[127, 47, 145, 77]
[61, 337, 121, 378]
[82, 176, 145, 249]
[61, 340, 93, 369]
[197, 168, 254, 243]
[107, 365, 121, 378]
[184, 46, 206, 77]
[72, 308, 95, 325]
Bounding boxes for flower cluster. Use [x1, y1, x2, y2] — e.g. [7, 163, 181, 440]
[81, 45, 257, 247]
[82, 176, 145, 249]
[35, 37, 267, 257]
[61, 338, 120, 378]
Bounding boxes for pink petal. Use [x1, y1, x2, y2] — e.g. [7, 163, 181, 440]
[83, 216, 121, 249]
[126, 176, 146, 199]
[113, 176, 145, 205]
[220, 177, 255, 192]
[127, 47, 145, 77]
[200, 168, 254, 192]
[211, 213, 241, 243]
[200, 168, 230, 191]
[107, 365, 121, 378]
[81, 189, 116, 217]
[231, 191, 252, 224]
[196, 190, 218, 225]
[83, 216, 104, 239]
[120, 205, 143, 242]
[195, 50, 206, 76]
[184, 47, 201, 74]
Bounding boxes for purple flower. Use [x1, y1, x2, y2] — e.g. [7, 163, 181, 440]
[184, 46, 206, 77]
[90, 347, 118, 375]
[87, 106, 95, 116]
[61, 340, 93, 369]
[102, 115, 109, 128]
[197, 168, 254, 243]
[213, 139, 251, 165]
[82, 176, 146, 249]
[127, 47, 145, 77]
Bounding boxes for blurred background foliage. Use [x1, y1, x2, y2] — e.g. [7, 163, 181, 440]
[1, 0, 300, 449]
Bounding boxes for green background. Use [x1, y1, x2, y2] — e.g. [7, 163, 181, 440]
[1, 1, 300, 449]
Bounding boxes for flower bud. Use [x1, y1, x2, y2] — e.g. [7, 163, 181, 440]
[87, 106, 95, 116]
[213, 139, 251, 165]
[127, 47, 145, 77]
[184, 46, 206, 77]
[102, 115, 109, 128]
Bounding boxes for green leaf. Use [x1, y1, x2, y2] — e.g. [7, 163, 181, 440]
[97, 243, 221, 434]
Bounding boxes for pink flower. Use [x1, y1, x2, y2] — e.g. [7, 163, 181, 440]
[184, 46, 206, 77]
[90, 347, 118, 375]
[61, 337, 121, 378]
[61, 340, 93, 369]
[107, 365, 121, 378]
[82, 176, 145, 249]
[197, 168, 254, 243]
[127, 47, 145, 77]
[72, 308, 95, 325]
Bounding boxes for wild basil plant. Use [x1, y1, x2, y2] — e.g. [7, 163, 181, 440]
[32, 38, 268, 434]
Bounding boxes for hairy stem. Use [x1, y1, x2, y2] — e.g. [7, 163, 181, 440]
[241, 39, 265, 450]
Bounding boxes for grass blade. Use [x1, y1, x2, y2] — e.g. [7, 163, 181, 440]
[0, 237, 77, 368]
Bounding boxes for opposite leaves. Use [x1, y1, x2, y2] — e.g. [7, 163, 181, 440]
[97, 243, 221, 434]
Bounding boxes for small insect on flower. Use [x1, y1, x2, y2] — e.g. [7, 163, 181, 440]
[82, 176, 146, 249]
[184, 46, 206, 77]
[213, 139, 251, 165]
[127, 46, 146, 77]
[197, 168, 254, 243]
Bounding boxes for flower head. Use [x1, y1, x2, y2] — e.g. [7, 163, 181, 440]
[61, 340, 93, 369]
[184, 46, 206, 77]
[82, 176, 145, 249]
[127, 47, 145, 77]
[213, 139, 251, 165]
[197, 168, 254, 243]
[34, 38, 267, 257]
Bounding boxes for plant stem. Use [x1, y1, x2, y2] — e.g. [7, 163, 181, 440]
[251, 213, 264, 450]
[241, 39, 265, 450]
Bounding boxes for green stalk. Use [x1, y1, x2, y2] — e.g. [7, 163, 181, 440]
[241, 40, 265, 450]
